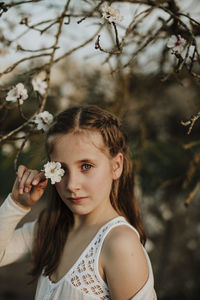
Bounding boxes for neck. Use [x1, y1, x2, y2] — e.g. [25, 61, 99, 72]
[72, 201, 119, 231]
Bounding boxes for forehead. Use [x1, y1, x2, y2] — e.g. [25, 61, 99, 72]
[50, 131, 109, 161]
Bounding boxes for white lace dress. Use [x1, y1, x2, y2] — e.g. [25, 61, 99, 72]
[0, 194, 157, 300]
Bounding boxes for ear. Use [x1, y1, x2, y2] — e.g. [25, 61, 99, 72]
[111, 152, 123, 180]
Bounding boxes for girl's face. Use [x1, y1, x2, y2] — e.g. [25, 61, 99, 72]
[50, 131, 123, 216]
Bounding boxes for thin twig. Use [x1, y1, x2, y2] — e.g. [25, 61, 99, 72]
[181, 111, 200, 134]
[112, 22, 120, 50]
[7, 0, 42, 7]
[77, 0, 105, 24]
[0, 53, 51, 77]
[17, 45, 59, 53]
[184, 183, 200, 207]
[95, 34, 121, 54]
[54, 24, 104, 64]
[39, 0, 72, 113]
[0, 114, 36, 144]
[17, 99, 28, 121]
[14, 132, 31, 172]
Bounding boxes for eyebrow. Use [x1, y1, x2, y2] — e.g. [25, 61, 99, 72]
[76, 158, 97, 164]
[57, 158, 97, 166]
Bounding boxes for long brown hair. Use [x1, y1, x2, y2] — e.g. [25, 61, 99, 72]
[29, 105, 146, 283]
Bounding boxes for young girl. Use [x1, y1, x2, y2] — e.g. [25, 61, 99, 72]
[0, 105, 157, 300]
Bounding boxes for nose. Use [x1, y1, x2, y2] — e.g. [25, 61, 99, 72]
[66, 170, 81, 192]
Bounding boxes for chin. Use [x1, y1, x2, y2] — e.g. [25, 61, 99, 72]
[69, 206, 92, 216]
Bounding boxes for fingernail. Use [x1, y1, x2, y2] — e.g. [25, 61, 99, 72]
[19, 188, 23, 194]
[25, 187, 29, 192]
[32, 180, 38, 185]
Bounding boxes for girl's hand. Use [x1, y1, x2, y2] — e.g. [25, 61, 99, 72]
[11, 165, 48, 210]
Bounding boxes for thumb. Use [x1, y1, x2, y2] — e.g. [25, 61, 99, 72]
[30, 179, 48, 202]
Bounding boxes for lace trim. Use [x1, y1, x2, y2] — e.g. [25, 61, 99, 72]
[45, 216, 138, 300]
[66, 217, 129, 299]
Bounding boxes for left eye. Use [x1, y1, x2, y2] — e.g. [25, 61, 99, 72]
[82, 164, 92, 171]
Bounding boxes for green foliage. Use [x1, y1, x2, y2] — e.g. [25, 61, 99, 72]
[139, 141, 192, 194]
[0, 134, 46, 198]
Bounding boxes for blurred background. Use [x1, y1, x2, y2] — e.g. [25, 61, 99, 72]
[0, 1, 200, 299]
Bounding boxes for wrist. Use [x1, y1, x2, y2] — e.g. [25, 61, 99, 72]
[10, 194, 32, 211]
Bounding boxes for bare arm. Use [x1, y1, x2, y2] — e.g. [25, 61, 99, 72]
[102, 225, 149, 300]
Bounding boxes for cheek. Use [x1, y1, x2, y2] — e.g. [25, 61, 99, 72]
[91, 166, 113, 187]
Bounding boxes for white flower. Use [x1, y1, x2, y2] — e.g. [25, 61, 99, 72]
[167, 35, 186, 55]
[43, 161, 65, 184]
[34, 111, 53, 131]
[6, 83, 28, 105]
[102, 5, 123, 23]
[32, 71, 47, 95]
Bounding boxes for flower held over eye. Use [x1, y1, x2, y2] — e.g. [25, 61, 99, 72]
[167, 35, 186, 55]
[43, 161, 65, 184]
[102, 5, 123, 23]
[6, 83, 28, 105]
[33, 111, 53, 131]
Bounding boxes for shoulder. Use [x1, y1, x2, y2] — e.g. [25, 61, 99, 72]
[104, 224, 141, 252]
[101, 224, 149, 299]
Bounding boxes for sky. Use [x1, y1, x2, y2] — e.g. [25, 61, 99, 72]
[0, 0, 199, 80]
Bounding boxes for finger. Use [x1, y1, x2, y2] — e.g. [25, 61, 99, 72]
[32, 172, 46, 186]
[30, 179, 48, 203]
[19, 169, 31, 194]
[24, 170, 39, 193]
[17, 165, 27, 182]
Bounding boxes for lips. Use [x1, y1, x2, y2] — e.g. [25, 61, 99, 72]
[68, 197, 87, 204]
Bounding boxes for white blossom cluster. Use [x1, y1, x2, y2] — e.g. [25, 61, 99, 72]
[6, 83, 28, 105]
[167, 35, 186, 55]
[31, 71, 47, 95]
[5, 72, 47, 106]
[33, 111, 53, 131]
[43, 161, 65, 184]
[5, 72, 53, 132]
[102, 5, 123, 23]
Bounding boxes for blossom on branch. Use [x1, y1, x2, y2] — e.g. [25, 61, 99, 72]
[167, 35, 186, 55]
[6, 83, 28, 105]
[43, 161, 65, 184]
[102, 5, 123, 23]
[32, 71, 47, 95]
[33, 111, 53, 131]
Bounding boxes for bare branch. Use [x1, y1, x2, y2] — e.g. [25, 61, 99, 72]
[0, 53, 51, 77]
[77, 0, 105, 24]
[7, 0, 42, 7]
[181, 112, 200, 135]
